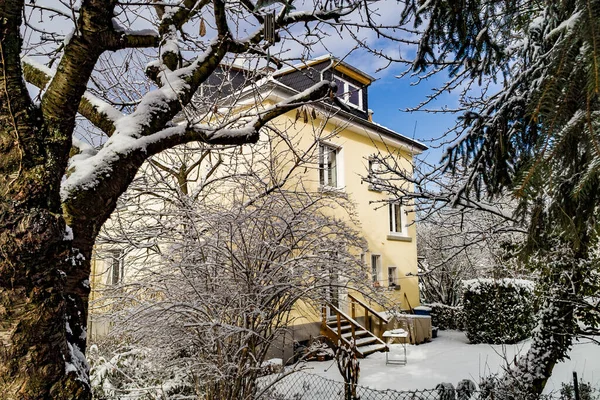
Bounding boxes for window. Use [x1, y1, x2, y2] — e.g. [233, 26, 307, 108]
[106, 250, 124, 285]
[319, 143, 340, 188]
[389, 203, 406, 235]
[368, 158, 384, 191]
[388, 267, 397, 287]
[333, 77, 363, 110]
[371, 254, 381, 285]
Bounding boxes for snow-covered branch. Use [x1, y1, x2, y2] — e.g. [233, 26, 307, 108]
[22, 58, 123, 136]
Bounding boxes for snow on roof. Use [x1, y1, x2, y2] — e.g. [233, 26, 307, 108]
[273, 54, 375, 83]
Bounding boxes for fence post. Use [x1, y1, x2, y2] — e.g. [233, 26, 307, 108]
[573, 371, 580, 400]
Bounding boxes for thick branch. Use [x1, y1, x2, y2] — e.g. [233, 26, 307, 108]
[156, 0, 211, 70]
[0, 0, 54, 205]
[22, 60, 121, 136]
[105, 29, 160, 51]
[62, 80, 333, 228]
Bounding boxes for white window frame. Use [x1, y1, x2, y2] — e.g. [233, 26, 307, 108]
[333, 76, 364, 110]
[388, 266, 398, 287]
[319, 142, 344, 189]
[367, 158, 384, 191]
[389, 203, 408, 236]
[106, 250, 124, 285]
[371, 254, 381, 286]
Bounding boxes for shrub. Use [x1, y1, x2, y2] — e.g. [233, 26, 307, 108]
[427, 303, 465, 331]
[462, 278, 535, 344]
[88, 337, 195, 399]
[560, 379, 599, 400]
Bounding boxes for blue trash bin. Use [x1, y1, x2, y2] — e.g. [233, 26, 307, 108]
[413, 306, 432, 316]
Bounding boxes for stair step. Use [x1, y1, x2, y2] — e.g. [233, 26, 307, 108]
[354, 336, 378, 347]
[328, 324, 352, 333]
[341, 330, 368, 339]
[358, 343, 388, 356]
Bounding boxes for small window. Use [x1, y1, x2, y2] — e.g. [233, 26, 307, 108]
[368, 159, 384, 190]
[319, 143, 339, 188]
[107, 250, 124, 285]
[389, 203, 406, 235]
[388, 267, 397, 287]
[371, 254, 381, 285]
[333, 77, 363, 110]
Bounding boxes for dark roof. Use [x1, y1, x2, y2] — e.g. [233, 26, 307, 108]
[259, 79, 428, 152]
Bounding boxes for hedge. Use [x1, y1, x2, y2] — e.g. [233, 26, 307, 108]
[462, 278, 535, 344]
[426, 303, 465, 331]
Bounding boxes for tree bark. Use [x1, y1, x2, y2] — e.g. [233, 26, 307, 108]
[0, 206, 91, 399]
[1, 0, 97, 395]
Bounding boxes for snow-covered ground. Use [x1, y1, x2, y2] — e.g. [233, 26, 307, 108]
[303, 330, 600, 393]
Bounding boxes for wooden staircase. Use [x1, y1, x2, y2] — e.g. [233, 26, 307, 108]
[321, 295, 389, 358]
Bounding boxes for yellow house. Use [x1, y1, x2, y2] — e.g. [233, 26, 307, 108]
[88, 55, 427, 359]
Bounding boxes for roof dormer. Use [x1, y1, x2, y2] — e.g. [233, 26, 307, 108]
[273, 55, 373, 121]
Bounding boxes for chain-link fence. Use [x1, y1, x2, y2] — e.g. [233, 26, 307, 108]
[256, 371, 571, 400]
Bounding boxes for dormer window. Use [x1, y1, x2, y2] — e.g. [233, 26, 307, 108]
[333, 77, 363, 110]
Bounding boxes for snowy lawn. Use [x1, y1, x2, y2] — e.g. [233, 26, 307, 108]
[302, 330, 600, 393]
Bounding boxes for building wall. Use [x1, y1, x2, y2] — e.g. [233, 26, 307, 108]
[270, 111, 420, 308]
[88, 95, 422, 346]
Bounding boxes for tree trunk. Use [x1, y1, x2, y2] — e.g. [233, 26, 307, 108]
[489, 255, 580, 399]
[491, 298, 575, 399]
[0, 204, 92, 399]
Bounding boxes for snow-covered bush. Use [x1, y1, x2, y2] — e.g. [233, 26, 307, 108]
[427, 303, 465, 331]
[435, 382, 455, 400]
[99, 192, 366, 399]
[456, 379, 477, 400]
[88, 337, 195, 399]
[560, 379, 599, 400]
[462, 279, 535, 344]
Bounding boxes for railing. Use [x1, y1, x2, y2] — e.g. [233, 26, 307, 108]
[321, 303, 388, 357]
[321, 304, 358, 348]
[348, 293, 389, 339]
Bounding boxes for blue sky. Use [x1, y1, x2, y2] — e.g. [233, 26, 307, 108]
[25, 0, 461, 167]
[367, 70, 460, 165]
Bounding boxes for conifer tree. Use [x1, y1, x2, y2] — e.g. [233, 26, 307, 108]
[391, 1, 600, 396]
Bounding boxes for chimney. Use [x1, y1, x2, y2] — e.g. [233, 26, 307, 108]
[368, 109, 374, 122]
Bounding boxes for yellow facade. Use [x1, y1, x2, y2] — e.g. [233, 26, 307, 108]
[88, 62, 425, 346]
[264, 108, 421, 324]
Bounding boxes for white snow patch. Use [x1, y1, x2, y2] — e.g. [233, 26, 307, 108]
[65, 340, 90, 383]
[63, 28, 76, 46]
[82, 92, 124, 123]
[304, 331, 600, 393]
[546, 11, 582, 39]
[112, 18, 158, 37]
[63, 225, 74, 241]
[262, 358, 283, 367]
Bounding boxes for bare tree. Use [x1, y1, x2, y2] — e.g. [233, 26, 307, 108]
[363, 150, 526, 305]
[90, 128, 368, 399]
[416, 177, 525, 306]
[0, 0, 408, 396]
